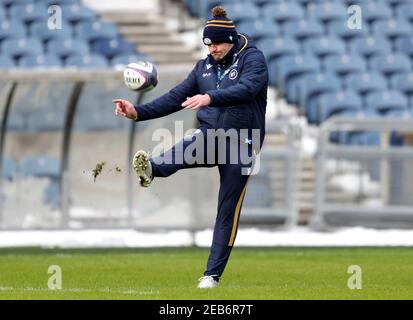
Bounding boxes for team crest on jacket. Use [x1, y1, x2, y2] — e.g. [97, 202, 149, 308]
[229, 69, 238, 80]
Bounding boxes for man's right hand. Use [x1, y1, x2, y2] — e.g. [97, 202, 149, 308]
[112, 99, 138, 120]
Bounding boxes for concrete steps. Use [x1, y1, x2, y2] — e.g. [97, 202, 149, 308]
[99, 9, 199, 66]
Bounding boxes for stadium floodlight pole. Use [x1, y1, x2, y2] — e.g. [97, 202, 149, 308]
[0, 82, 17, 228]
[60, 81, 85, 228]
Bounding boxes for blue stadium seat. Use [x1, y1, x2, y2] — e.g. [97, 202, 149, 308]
[371, 53, 411, 77]
[328, 19, 367, 41]
[1, 38, 43, 59]
[61, 3, 96, 23]
[263, 2, 305, 24]
[111, 53, 149, 68]
[384, 0, 412, 6]
[305, 36, 346, 58]
[75, 21, 118, 42]
[74, 110, 123, 131]
[29, 21, 72, 42]
[38, 0, 79, 5]
[2, 158, 16, 181]
[197, 0, 238, 18]
[18, 54, 62, 68]
[392, 73, 413, 92]
[224, 3, 260, 24]
[396, 36, 413, 58]
[0, 0, 33, 6]
[250, 0, 284, 6]
[47, 38, 89, 59]
[350, 36, 392, 59]
[324, 54, 366, 77]
[257, 37, 300, 67]
[0, 5, 5, 21]
[349, 131, 381, 147]
[243, 170, 274, 208]
[372, 19, 412, 40]
[367, 90, 409, 114]
[0, 20, 27, 41]
[20, 154, 60, 207]
[396, 3, 413, 22]
[360, 1, 392, 23]
[65, 54, 108, 68]
[298, 72, 341, 117]
[27, 110, 65, 131]
[347, 72, 388, 96]
[276, 54, 320, 103]
[9, 3, 48, 23]
[283, 19, 324, 42]
[7, 112, 26, 130]
[328, 109, 380, 145]
[43, 178, 60, 207]
[237, 19, 279, 42]
[91, 37, 135, 60]
[316, 90, 363, 124]
[20, 155, 60, 178]
[385, 109, 413, 118]
[307, 1, 348, 24]
[0, 54, 15, 68]
[391, 73, 413, 104]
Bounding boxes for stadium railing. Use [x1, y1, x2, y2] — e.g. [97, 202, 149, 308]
[311, 116, 413, 229]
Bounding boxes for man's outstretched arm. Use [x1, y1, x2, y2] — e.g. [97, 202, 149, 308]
[113, 62, 201, 122]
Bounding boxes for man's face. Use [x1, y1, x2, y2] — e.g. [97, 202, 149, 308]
[207, 43, 234, 61]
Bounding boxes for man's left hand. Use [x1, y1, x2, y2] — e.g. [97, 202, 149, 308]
[182, 94, 211, 110]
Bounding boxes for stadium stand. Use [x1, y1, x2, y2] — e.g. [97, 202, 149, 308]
[20, 155, 60, 207]
[0, 0, 143, 68]
[181, 0, 413, 136]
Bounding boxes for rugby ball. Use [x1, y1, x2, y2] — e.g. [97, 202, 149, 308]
[123, 61, 158, 92]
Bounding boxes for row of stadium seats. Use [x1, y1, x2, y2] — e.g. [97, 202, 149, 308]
[1, 20, 121, 43]
[238, 18, 413, 43]
[0, 39, 143, 69]
[184, 0, 413, 137]
[3, 156, 59, 180]
[186, 0, 413, 21]
[0, 1, 94, 24]
[264, 38, 412, 77]
[2, 155, 60, 206]
[0, 1, 146, 68]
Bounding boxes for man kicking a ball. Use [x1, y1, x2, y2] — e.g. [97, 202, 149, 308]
[113, 6, 268, 289]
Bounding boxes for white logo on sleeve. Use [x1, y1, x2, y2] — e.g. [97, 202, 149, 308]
[229, 69, 238, 80]
[206, 64, 212, 70]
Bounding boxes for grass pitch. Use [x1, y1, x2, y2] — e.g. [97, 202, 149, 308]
[0, 247, 412, 300]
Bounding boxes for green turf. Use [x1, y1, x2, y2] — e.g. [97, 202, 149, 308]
[0, 247, 412, 299]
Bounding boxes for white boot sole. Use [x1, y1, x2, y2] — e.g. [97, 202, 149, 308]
[132, 150, 151, 187]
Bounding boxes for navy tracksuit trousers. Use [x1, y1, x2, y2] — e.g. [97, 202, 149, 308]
[150, 126, 253, 279]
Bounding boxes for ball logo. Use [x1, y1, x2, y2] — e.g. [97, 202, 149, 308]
[123, 61, 158, 92]
[229, 69, 238, 80]
[204, 38, 212, 45]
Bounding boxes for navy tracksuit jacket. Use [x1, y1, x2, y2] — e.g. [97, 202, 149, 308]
[135, 34, 268, 279]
